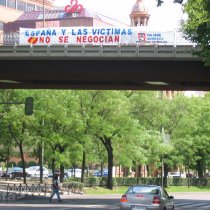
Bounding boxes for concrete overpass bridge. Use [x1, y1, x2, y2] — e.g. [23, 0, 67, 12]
[0, 44, 209, 90]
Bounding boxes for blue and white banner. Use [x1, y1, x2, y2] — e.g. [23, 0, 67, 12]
[19, 27, 181, 45]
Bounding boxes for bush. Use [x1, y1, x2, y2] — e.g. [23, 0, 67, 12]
[72, 177, 210, 188]
[115, 177, 138, 186]
[84, 177, 100, 187]
[168, 178, 210, 186]
[63, 181, 84, 194]
[100, 177, 108, 187]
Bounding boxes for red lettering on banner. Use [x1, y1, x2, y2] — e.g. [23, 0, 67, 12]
[59, 36, 69, 43]
[99, 37, 103, 42]
[46, 37, 50, 43]
[39, 36, 51, 44]
[115, 36, 120, 42]
[39, 37, 44, 43]
[77, 36, 82, 43]
[76, 36, 120, 44]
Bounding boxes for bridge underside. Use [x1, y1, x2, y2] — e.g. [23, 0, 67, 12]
[0, 59, 210, 90]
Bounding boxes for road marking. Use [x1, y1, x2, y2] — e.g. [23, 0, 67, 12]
[174, 202, 210, 209]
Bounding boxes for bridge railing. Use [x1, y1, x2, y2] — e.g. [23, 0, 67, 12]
[0, 44, 200, 59]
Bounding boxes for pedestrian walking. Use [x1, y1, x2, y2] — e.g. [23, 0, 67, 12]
[49, 172, 62, 202]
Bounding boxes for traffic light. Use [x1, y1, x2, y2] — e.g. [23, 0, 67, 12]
[25, 97, 34, 115]
[157, 0, 164, 7]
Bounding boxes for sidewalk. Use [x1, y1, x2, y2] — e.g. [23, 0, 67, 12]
[0, 193, 122, 206]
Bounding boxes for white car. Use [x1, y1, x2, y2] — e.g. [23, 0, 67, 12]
[67, 168, 82, 178]
[168, 172, 185, 178]
[26, 166, 49, 178]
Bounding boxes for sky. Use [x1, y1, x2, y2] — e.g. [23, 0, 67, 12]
[54, 0, 186, 31]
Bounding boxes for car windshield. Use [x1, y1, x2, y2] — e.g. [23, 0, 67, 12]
[6, 167, 23, 173]
[14, 167, 23, 172]
[7, 168, 14, 173]
[127, 186, 159, 194]
[27, 167, 37, 171]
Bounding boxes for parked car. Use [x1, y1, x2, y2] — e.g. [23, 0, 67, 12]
[168, 172, 185, 178]
[64, 169, 69, 178]
[120, 185, 174, 210]
[1, 167, 27, 178]
[93, 169, 108, 177]
[26, 166, 49, 178]
[67, 168, 82, 178]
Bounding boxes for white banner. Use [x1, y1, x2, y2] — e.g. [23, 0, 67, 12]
[19, 27, 180, 45]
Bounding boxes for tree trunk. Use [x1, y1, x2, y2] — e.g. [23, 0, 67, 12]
[100, 162, 103, 178]
[60, 165, 64, 183]
[5, 157, 9, 181]
[137, 165, 142, 177]
[39, 144, 43, 184]
[81, 149, 86, 183]
[19, 141, 26, 184]
[147, 165, 150, 177]
[104, 138, 113, 190]
[5, 146, 10, 181]
[197, 159, 204, 178]
[107, 147, 113, 190]
[8, 123, 26, 184]
[58, 144, 66, 182]
[163, 163, 169, 188]
[99, 136, 113, 190]
[51, 158, 55, 180]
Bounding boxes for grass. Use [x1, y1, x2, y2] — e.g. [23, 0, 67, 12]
[166, 186, 210, 193]
[84, 186, 210, 195]
[84, 186, 128, 194]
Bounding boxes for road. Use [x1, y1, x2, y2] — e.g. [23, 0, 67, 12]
[172, 192, 210, 209]
[0, 193, 210, 209]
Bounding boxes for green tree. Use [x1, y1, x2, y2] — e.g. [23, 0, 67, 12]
[130, 91, 169, 178]
[84, 91, 139, 189]
[182, 0, 210, 65]
[173, 95, 210, 178]
[130, 92, 193, 187]
[32, 90, 83, 182]
[0, 90, 15, 168]
[2, 90, 35, 184]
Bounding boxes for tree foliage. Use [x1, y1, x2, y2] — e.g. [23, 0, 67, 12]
[182, 0, 210, 65]
[0, 89, 209, 188]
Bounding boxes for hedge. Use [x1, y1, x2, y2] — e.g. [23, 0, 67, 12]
[73, 177, 210, 187]
[62, 181, 84, 194]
